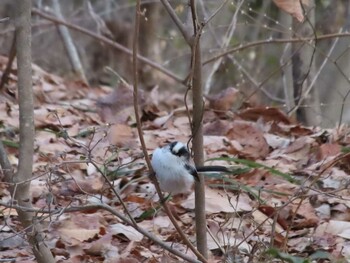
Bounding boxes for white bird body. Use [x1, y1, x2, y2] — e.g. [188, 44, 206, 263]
[151, 142, 198, 194]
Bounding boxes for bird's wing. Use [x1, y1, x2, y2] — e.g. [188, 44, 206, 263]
[185, 164, 199, 181]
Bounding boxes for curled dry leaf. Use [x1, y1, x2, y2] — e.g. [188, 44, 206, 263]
[238, 107, 292, 124]
[273, 0, 309, 22]
[203, 119, 232, 136]
[226, 120, 269, 159]
[316, 143, 341, 161]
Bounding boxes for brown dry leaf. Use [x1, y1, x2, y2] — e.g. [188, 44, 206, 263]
[272, 0, 309, 22]
[238, 107, 292, 124]
[226, 120, 269, 159]
[316, 143, 341, 161]
[108, 123, 135, 147]
[203, 119, 232, 136]
[259, 205, 290, 230]
[252, 209, 285, 234]
[291, 199, 319, 229]
[77, 176, 104, 193]
[58, 219, 102, 244]
[206, 87, 241, 112]
[182, 187, 252, 213]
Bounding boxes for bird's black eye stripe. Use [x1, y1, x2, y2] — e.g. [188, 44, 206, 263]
[175, 147, 190, 158]
[169, 142, 190, 158]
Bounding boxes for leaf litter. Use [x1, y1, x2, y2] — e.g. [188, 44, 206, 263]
[1, 59, 350, 262]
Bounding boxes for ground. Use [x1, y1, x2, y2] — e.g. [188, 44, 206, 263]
[1, 57, 350, 262]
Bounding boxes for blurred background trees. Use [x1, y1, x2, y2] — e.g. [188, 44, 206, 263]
[0, 0, 349, 127]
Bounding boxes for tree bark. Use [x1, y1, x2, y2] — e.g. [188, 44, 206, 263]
[139, 2, 161, 88]
[189, 1, 207, 259]
[14, 1, 55, 261]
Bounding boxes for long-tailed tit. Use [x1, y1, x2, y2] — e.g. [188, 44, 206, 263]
[151, 141, 199, 194]
[151, 141, 230, 195]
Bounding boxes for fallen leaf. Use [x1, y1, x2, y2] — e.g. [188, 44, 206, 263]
[182, 187, 252, 213]
[108, 124, 135, 147]
[109, 223, 144, 241]
[316, 143, 341, 161]
[226, 120, 269, 159]
[272, 0, 309, 22]
[238, 107, 292, 124]
[206, 87, 241, 112]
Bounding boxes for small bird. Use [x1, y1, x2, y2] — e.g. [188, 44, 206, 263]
[151, 141, 199, 194]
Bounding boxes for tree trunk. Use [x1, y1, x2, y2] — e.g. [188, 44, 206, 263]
[14, 1, 55, 262]
[292, 0, 321, 126]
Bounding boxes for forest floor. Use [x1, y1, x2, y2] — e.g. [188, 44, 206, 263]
[1, 56, 350, 262]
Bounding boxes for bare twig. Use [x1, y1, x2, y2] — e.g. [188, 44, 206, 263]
[132, 2, 207, 262]
[89, 160, 138, 226]
[160, 0, 192, 45]
[31, 8, 183, 84]
[203, 32, 350, 66]
[204, 0, 244, 94]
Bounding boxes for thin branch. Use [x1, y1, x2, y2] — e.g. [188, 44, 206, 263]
[231, 56, 285, 103]
[132, 2, 207, 262]
[204, 0, 244, 94]
[203, 32, 350, 65]
[89, 160, 138, 226]
[160, 0, 192, 45]
[31, 8, 183, 84]
[202, 0, 228, 26]
[188, 0, 207, 259]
